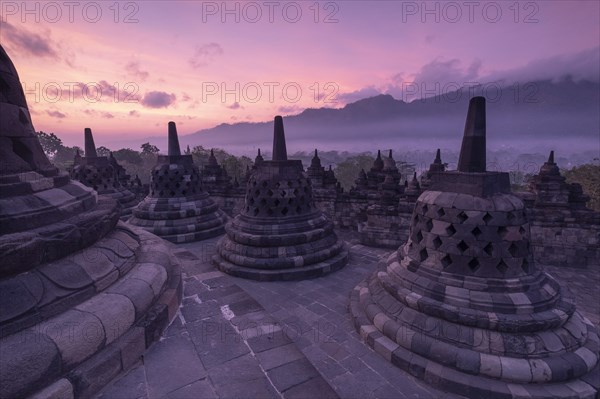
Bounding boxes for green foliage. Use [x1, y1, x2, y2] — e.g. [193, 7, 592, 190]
[333, 154, 375, 191]
[140, 142, 159, 155]
[222, 155, 253, 180]
[36, 131, 63, 158]
[190, 145, 252, 180]
[112, 148, 143, 165]
[53, 146, 82, 171]
[97, 146, 111, 157]
[563, 164, 600, 211]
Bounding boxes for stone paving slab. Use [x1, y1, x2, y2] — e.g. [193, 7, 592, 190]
[94, 241, 336, 399]
[96, 231, 600, 399]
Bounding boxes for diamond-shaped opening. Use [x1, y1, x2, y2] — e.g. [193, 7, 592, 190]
[433, 236, 442, 249]
[472, 226, 482, 238]
[483, 242, 493, 256]
[441, 254, 452, 268]
[280, 191, 286, 197]
[468, 258, 480, 272]
[446, 224, 457, 236]
[422, 204, 429, 214]
[483, 212, 493, 224]
[519, 226, 526, 235]
[521, 259, 530, 273]
[496, 259, 509, 274]
[262, 181, 268, 187]
[253, 208, 259, 216]
[508, 242, 518, 257]
[267, 189, 274, 197]
[437, 208, 446, 218]
[260, 198, 267, 205]
[281, 207, 289, 215]
[293, 189, 299, 195]
[249, 198, 255, 205]
[457, 211, 468, 223]
[507, 212, 515, 221]
[267, 208, 274, 216]
[497, 226, 508, 239]
[274, 199, 280, 206]
[419, 248, 428, 262]
[415, 230, 423, 243]
[424, 219, 433, 232]
[457, 240, 469, 253]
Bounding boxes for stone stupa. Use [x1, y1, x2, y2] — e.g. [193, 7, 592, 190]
[70, 128, 138, 219]
[0, 44, 182, 398]
[213, 116, 348, 281]
[350, 97, 599, 398]
[128, 122, 227, 243]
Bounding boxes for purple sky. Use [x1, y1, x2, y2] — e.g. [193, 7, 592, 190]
[1, 0, 598, 146]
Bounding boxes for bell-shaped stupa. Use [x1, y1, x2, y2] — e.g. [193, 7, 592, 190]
[70, 128, 138, 219]
[128, 122, 227, 243]
[350, 97, 599, 398]
[0, 44, 182, 398]
[213, 116, 348, 281]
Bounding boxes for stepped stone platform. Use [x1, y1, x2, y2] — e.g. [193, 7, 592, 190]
[128, 122, 228, 243]
[213, 116, 348, 281]
[70, 128, 138, 219]
[349, 97, 600, 398]
[0, 44, 182, 398]
[97, 229, 600, 399]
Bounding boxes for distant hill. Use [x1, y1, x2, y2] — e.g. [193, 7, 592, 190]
[179, 78, 599, 155]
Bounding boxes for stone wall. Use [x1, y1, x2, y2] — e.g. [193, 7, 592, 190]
[332, 196, 369, 230]
[211, 192, 246, 217]
[527, 210, 600, 269]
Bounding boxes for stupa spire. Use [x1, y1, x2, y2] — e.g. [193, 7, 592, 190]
[457, 96, 486, 173]
[272, 116, 288, 161]
[167, 121, 181, 156]
[84, 128, 97, 158]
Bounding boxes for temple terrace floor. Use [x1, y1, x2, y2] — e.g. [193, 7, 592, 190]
[95, 231, 600, 399]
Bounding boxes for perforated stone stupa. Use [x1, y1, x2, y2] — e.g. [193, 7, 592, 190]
[213, 116, 348, 281]
[70, 128, 138, 219]
[350, 97, 599, 398]
[0, 44, 182, 398]
[128, 122, 227, 243]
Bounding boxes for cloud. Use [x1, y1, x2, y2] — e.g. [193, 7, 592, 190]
[46, 110, 66, 118]
[0, 21, 58, 59]
[227, 102, 242, 110]
[129, 110, 141, 117]
[337, 86, 382, 104]
[485, 46, 600, 84]
[189, 43, 223, 68]
[181, 92, 192, 102]
[141, 91, 176, 108]
[277, 105, 303, 114]
[83, 109, 115, 119]
[42, 80, 141, 103]
[125, 61, 149, 81]
[411, 58, 482, 87]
